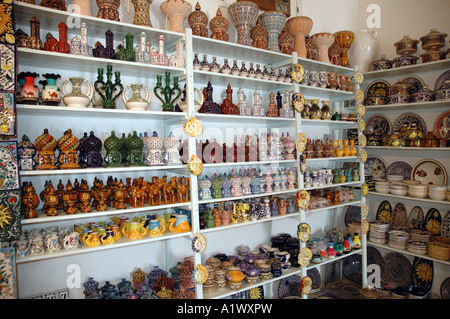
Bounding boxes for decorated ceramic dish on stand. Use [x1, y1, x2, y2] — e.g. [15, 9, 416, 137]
[365, 156, 387, 179]
[411, 158, 448, 186]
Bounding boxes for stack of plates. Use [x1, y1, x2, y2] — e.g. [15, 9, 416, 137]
[406, 240, 428, 255]
[369, 220, 390, 244]
[388, 230, 410, 249]
[408, 229, 432, 242]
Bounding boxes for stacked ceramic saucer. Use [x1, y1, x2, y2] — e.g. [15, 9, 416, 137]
[368, 220, 390, 244]
[388, 230, 410, 249]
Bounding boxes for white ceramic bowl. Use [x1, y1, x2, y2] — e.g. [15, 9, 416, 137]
[390, 182, 407, 189]
[408, 184, 429, 191]
[429, 192, 446, 201]
[386, 175, 404, 182]
[375, 181, 391, 187]
[408, 189, 428, 198]
[402, 180, 421, 186]
[376, 185, 390, 194]
[390, 187, 408, 196]
[429, 185, 447, 192]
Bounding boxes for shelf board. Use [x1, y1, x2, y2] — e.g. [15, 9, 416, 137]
[21, 202, 191, 226]
[198, 189, 297, 205]
[202, 159, 296, 169]
[192, 69, 293, 90]
[368, 242, 450, 266]
[363, 59, 450, 80]
[192, 35, 292, 66]
[306, 249, 362, 270]
[17, 47, 186, 77]
[367, 191, 450, 205]
[297, 57, 355, 75]
[16, 231, 191, 264]
[194, 112, 295, 124]
[363, 100, 450, 111]
[304, 181, 361, 191]
[298, 84, 354, 100]
[16, 103, 187, 120]
[14, 2, 184, 47]
[366, 146, 450, 151]
[301, 119, 357, 127]
[306, 156, 358, 162]
[308, 200, 361, 213]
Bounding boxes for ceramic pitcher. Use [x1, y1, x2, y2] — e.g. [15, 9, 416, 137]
[61, 77, 94, 107]
[349, 29, 379, 73]
[122, 83, 151, 110]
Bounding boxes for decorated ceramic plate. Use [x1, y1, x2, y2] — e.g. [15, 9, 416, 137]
[411, 158, 448, 186]
[382, 252, 412, 288]
[434, 70, 450, 90]
[386, 161, 413, 180]
[345, 205, 361, 226]
[364, 156, 387, 179]
[307, 267, 321, 287]
[191, 232, 207, 253]
[424, 208, 442, 236]
[442, 211, 450, 238]
[434, 110, 450, 144]
[393, 112, 427, 133]
[365, 80, 390, 98]
[391, 203, 408, 230]
[365, 113, 392, 138]
[412, 257, 433, 293]
[407, 206, 424, 230]
[440, 277, 450, 299]
[376, 200, 392, 222]
[342, 254, 361, 277]
[367, 245, 385, 276]
[278, 274, 301, 299]
[290, 64, 305, 83]
[398, 76, 425, 94]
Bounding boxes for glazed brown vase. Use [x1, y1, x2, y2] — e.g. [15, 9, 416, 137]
[132, 0, 153, 27]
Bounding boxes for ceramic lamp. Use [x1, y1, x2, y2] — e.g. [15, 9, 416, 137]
[312, 32, 335, 64]
[286, 16, 313, 58]
[258, 11, 287, 52]
[160, 0, 192, 33]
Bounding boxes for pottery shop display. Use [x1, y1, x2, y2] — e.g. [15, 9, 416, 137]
[311, 33, 335, 64]
[96, 0, 120, 21]
[349, 29, 379, 73]
[188, 2, 208, 37]
[258, 11, 287, 52]
[61, 77, 94, 108]
[393, 35, 419, 67]
[160, 0, 192, 33]
[228, 1, 260, 46]
[286, 16, 313, 59]
[334, 30, 354, 67]
[132, 0, 153, 27]
[122, 83, 151, 110]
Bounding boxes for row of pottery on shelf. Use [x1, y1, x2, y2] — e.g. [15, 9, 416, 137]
[307, 187, 356, 210]
[304, 168, 360, 188]
[304, 138, 358, 158]
[299, 70, 354, 92]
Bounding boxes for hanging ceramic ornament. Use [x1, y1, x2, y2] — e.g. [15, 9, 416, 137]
[359, 135, 367, 148]
[361, 204, 369, 217]
[361, 183, 369, 196]
[300, 276, 312, 295]
[299, 153, 306, 174]
[296, 190, 310, 210]
[298, 247, 312, 267]
[296, 132, 307, 153]
[355, 88, 364, 105]
[361, 219, 370, 234]
[292, 92, 305, 113]
[183, 116, 203, 137]
[358, 150, 367, 163]
[357, 118, 366, 132]
[191, 232, 207, 253]
[297, 222, 311, 242]
[290, 63, 305, 83]
[187, 154, 202, 175]
[353, 70, 364, 85]
[356, 104, 366, 117]
[192, 264, 208, 285]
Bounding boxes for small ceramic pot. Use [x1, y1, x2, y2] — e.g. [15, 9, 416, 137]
[371, 55, 393, 70]
[393, 55, 419, 68]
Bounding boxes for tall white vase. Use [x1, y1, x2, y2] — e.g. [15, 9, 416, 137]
[349, 29, 379, 73]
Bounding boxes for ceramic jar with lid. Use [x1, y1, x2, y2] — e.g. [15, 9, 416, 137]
[371, 55, 393, 70]
[419, 28, 447, 51]
[188, 2, 208, 37]
[412, 85, 434, 102]
[210, 8, 229, 42]
[421, 131, 440, 147]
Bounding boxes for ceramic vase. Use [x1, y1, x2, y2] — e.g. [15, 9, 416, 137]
[122, 83, 151, 110]
[61, 77, 94, 107]
[132, 0, 153, 27]
[210, 8, 229, 41]
[286, 16, 313, 58]
[334, 30, 354, 67]
[228, 1, 260, 46]
[312, 32, 335, 64]
[73, 0, 92, 16]
[41, 73, 61, 106]
[258, 11, 287, 52]
[160, 0, 192, 33]
[96, 0, 120, 21]
[349, 29, 379, 73]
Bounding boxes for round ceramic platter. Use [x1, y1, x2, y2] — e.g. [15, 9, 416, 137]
[398, 76, 425, 94]
[412, 257, 433, 293]
[278, 274, 301, 299]
[442, 211, 450, 238]
[342, 254, 361, 278]
[366, 80, 390, 98]
[434, 110, 450, 144]
[382, 252, 412, 288]
[365, 113, 392, 138]
[393, 112, 427, 133]
[376, 200, 392, 222]
[345, 205, 361, 226]
[386, 161, 413, 180]
[434, 70, 450, 90]
[424, 208, 442, 236]
[407, 206, 424, 230]
[365, 155, 387, 179]
[391, 203, 408, 230]
[440, 277, 450, 299]
[307, 267, 321, 287]
[367, 245, 385, 276]
[411, 158, 448, 186]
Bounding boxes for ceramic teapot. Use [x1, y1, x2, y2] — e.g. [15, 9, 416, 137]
[148, 219, 167, 237]
[122, 221, 147, 240]
[168, 214, 191, 233]
[61, 77, 94, 107]
[100, 230, 115, 245]
[176, 86, 204, 112]
[122, 83, 151, 110]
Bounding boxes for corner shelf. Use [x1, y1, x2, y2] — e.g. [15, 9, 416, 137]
[363, 59, 450, 80]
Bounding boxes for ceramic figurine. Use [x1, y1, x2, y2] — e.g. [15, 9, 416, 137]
[210, 8, 229, 41]
[252, 89, 265, 116]
[228, 0, 259, 46]
[199, 82, 221, 114]
[160, 0, 192, 33]
[94, 65, 123, 109]
[237, 88, 251, 116]
[56, 22, 69, 53]
[96, 0, 120, 21]
[267, 92, 279, 117]
[151, 35, 169, 65]
[27, 17, 43, 50]
[116, 33, 135, 61]
[18, 135, 37, 171]
[221, 84, 239, 115]
[154, 72, 181, 112]
[135, 32, 150, 63]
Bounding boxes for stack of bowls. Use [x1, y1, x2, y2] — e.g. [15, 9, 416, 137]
[388, 230, 410, 249]
[375, 180, 390, 194]
[406, 240, 428, 255]
[389, 182, 408, 196]
[369, 220, 390, 244]
[408, 229, 432, 242]
[447, 186, 450, 200]
[428, 185, 447, 201]
[407, 183, 429, 198]
[386, 175, 404, 183]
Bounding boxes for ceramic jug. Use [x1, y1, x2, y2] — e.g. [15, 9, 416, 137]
[148, 219, 167, 237]
[61, 77, 94, 107]
[349, 29, 379, 73]
[168, 214, 191, 233]
[122, 83, 151, 110]
[176, 86, 204, 112]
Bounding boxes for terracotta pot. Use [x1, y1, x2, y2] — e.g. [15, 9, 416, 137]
[286, 16, 313, 58]
[312, 32, 335, 64]
[160, 0, 192, 33]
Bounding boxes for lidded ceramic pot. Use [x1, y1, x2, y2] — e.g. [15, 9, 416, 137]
[35, 128, 58, 170]
[188, 2, 208, 37]
[209, 8, 229, 42]
[420, 28, 447, 51]
[371, 55, 393, 70]
[394, 35, 419, 56]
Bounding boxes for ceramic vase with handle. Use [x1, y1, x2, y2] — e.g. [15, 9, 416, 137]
[122, 83, 151, 110]
[61, 77, 94, 107]
[176, 86, 204, 112]
[349, 29, 379, 73]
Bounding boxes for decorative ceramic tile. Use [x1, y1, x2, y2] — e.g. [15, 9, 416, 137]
[0, 92, 15, 137]
[0, 42, 16, 92]
[0, 190, 21, 241]
[0, 141, 19, 191]
[0, 1, 15, 44]
[0, 247, 17, 299]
